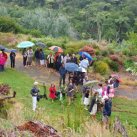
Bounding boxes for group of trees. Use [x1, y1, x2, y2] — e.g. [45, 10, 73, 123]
[0, 0, 137, 41]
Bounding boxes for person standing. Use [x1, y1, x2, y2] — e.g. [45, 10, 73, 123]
[34, 48, 40, 66]
[59, 63, 67, 87]
[102, 97, 112, 129]
[67, 80, 75, 105]
[47, 53, 54, 68]
[30, 81, 39, 111]
[27, 47, 33, 66]
[22, 48, 27, 67]
[56, 53, 63, 71]
[39, 49, 45, 66]
[49, 84, 56, 102]
[63, 54, 71, 65]
[89, 92, 98, 120]
[10, 51, 16, 68]
[0, 49, 8, 71]
[71, 54, 78, 64]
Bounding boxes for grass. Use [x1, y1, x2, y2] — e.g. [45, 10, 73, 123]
[0, 68, 137, 136]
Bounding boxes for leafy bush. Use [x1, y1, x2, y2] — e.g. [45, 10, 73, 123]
[93, 61, 110, 75]
[30, 29, 42, 37]
[0, 17, 23, 33]
[101, 50, 109, 57]
[109, 61, 119, 72]
[124, 59, 134, 69]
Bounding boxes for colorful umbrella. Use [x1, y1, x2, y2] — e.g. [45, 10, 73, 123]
[65, 63, 79, 72]
[79, 51, 92, 61]
[17, 41, 35, 48]
[36, 42, 46, 48]
[49, 46, 63, 53]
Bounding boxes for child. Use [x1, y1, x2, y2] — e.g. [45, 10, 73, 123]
[84, 89, 90, 110]
[89, 92, 98, 120]
[49, 84, 56, 102]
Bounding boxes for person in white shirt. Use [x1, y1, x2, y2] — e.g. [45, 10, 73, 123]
[79, 57, 89, 69]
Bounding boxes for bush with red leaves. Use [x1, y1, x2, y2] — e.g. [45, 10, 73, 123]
[0, 84, 11, 95]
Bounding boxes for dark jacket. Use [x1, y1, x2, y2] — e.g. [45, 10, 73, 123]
[31, 87, 40, 96]
[10, 52, 16, 60]
[39, 51, 45, 60]
[34, 50, 40, 59]
[59, 66, 67, 77]
[103, 99, 112, 116]
[71, 57, 77, 64]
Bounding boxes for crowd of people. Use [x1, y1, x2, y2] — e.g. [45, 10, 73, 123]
[0, 47, 120, 129]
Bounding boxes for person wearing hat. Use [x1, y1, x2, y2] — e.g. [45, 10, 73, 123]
[30, 81, 40, 111]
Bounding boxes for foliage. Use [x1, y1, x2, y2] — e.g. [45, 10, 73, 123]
[109, 61, 119, 72]
[93, 61, 110, 75]
[1, 0, 137, 40]
[0, 16, 23, 33]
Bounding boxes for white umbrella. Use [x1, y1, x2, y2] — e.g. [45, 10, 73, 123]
[83, 80, 99, 86]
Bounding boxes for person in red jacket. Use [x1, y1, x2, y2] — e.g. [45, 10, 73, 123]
[49, 84, 56, 102]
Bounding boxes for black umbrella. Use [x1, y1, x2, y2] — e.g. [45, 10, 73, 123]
[36, 42, 46, 48]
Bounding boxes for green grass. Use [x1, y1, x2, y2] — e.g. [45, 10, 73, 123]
[0, 69, 87, 131]
[1, 69, 137, 136]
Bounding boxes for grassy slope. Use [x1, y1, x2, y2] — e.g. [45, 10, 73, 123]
[0, 69, 137, 136]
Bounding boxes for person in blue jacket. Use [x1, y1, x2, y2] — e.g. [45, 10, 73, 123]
[39, 49, 45, 66]
[59, 63, 67, 87]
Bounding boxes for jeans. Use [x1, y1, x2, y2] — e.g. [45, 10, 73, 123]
[0, 65, 4, 72]
[23, 57, 27, 66]
[10, 59, 15, 68]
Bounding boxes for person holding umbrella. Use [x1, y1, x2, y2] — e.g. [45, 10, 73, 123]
[59, 63, 67, 87]
[27, 47, 33, 66]
[22, 48, 28, 67]
[34, 48, 40, 66]
[10, 51, 16, 68]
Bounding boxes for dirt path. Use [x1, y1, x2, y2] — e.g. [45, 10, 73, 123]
[7, 53, 137, 100]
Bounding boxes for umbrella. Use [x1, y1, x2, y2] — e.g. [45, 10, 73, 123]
[111, 74, 120, 79]
[49, 46, 63, 53]
[80, 45, 95, 55]
[65, 63, 79, 72]
[4, 48, 17, 53]
[83, 80, 99, 86]
[17, 41, 35, 48]
[79, 51, 92, 61]
[0, 45, 5, 50]
[77, 67, 87, 72]
[35, 42, 46, 48]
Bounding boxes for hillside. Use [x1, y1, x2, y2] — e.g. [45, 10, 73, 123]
[0, 0, 137, 40]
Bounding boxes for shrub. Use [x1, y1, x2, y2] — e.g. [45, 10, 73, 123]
[30, 29, 42, 37]
[101, 50, 109, 57]
[124, 59, 134, 69]
[109, 61, 119, 72]
[93, 61, 110, 75]
[0, 16, 23, 33]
